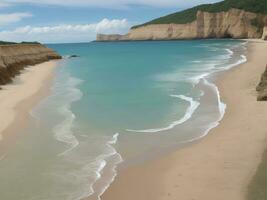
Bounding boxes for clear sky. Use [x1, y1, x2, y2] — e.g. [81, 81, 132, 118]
[0, 0, 220, 43]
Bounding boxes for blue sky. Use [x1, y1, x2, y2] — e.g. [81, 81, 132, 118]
[0, 0, 219, 43]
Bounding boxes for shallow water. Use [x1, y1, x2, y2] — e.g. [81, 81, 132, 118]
[0, 40, 247, 200]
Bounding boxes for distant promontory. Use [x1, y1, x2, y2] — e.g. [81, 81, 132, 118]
[97, 0, 267, 41]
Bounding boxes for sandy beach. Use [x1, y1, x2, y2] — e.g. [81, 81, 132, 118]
[102, 40, 267, 200]
[0, 61, 58, 142]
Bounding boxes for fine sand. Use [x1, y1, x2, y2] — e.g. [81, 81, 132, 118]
[0, 61, 58, 142]
[102, 40, 267, 200]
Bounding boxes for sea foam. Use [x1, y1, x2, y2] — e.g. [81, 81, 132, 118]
[127, 41, 247, 140]
[96, 133, 123, 200]
[48, 70, 123, 200]
[180, 78, 226, 143]
[180, 42, 247, 143]
[52, 76, 83, 156]
[77, 133, 123, 200]
[126, 95, 200, 133]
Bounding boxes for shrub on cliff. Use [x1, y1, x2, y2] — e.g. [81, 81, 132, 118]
[133, 0, 267, 28]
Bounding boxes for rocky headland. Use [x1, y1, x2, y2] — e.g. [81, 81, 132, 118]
[0, 43, 61, 85]
[97, 9, 267, 41]
[97, 0, 267, 41]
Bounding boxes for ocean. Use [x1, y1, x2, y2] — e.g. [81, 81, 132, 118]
[0, 40, 247, 200]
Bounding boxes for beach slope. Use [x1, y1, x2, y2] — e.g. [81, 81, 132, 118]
[0, 61, 58, 141]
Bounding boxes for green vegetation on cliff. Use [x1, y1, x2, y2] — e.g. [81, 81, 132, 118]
[132, 0, 267, 28]
[0, 41, 40, 45]
[0, 41, 17, 45]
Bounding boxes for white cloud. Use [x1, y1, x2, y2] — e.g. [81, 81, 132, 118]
[0, 12, 32, 26]
[4, 0, 220, 8]
[0, 18, 129, 43]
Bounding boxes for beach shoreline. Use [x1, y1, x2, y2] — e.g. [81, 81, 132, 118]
[101, 40, 267, 200]
[0, 61, 59, 154]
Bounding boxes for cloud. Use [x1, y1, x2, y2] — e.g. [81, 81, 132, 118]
[0, 12, 32, 26]
[4, 0, 220, 8]
[0, 18, 129, 43]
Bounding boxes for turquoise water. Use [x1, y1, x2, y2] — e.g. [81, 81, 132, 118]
[0, 40, 247, 200]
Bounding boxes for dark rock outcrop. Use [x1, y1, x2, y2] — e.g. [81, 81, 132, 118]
[257, 65, 267, 101]
[262, 27, 267, 40]
[0, 44, 61, 86]
[65, 55, 80, 58]
[69, 55, 79, 58]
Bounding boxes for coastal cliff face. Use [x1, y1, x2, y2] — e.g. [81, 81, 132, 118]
[97, 34, 129, 41]
[97, 9, 267, 41]
[256, 65, 267, 101]
[0, 44, 61, 85]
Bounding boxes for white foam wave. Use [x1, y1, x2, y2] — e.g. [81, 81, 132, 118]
[148, 43, 247, 140]
[97, 154, 122, 200]
[66, 133, 122, 200]
[216, 54, 247, 71]
[203, 79, 226, 116]
[72, 159, 107, 200]
[189, 72, 210, 84]
[225, 48, 234, 56]
[97, 133, 122, 200]
[190, 51, 247, 86]
[53, 76, 83, 156]
[108, 133, 119, 145]
[127, 95, 200, 133]
[181, 78, 226, 143]
[54, 105, 80, 156]
[175, 43, 248, 143]
[78, 133, 122, 200]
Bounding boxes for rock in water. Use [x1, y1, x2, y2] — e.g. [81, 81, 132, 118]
[69, 55, 79, 58]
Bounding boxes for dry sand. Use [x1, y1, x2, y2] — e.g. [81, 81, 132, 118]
[0, 61, 58, 141]
[102, 40, 267, 200]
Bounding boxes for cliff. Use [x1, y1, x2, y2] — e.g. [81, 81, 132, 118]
[0, 44, 61, 85]
[97, 34, 129, 41]
[256, 65, 267, 101]
[97, 8, 267, 41]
